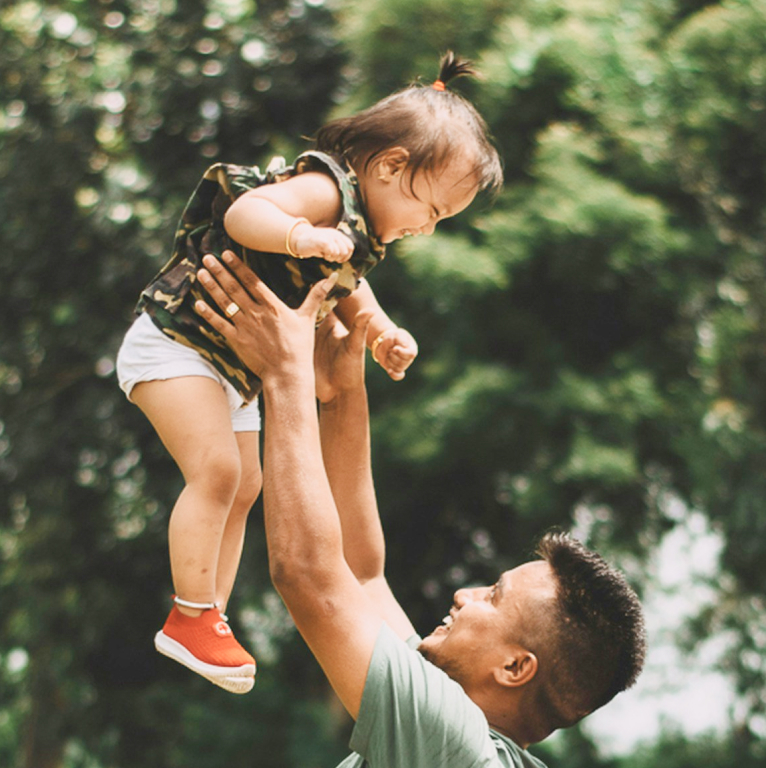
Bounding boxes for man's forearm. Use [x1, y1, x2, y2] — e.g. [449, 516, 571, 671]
[319, 385, 414, 640]
[320, 385, 385, 582]
[262, 374, 347, 592]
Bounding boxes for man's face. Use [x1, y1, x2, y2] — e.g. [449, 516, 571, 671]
[418, 561, 557, 691]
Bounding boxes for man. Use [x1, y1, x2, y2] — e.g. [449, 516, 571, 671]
[194, 251, 647, 767]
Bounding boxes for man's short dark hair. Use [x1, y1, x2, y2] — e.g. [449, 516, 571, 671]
[529, 531, 647, 730]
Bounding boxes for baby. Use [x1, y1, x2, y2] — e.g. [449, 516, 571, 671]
[116, 51, 503, 694]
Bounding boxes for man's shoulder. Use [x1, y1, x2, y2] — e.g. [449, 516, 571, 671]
[350, 623, 543, 768]
[490, 731, 549, 768]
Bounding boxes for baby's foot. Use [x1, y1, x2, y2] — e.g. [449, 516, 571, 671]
[155, 603, 256, 694]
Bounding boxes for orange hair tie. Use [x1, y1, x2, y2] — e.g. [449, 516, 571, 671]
[432, 79, 446, 92]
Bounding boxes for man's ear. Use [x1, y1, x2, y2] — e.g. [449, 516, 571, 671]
[494, 649, 538, 688]
[375, 147, 410, 181]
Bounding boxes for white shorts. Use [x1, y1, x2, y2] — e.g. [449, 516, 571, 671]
[116, 313, 261, 432]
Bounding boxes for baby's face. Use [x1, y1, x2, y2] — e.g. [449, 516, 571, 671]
[362, 153, 479, 244]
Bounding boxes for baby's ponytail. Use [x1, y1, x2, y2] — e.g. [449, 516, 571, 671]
[433, 50, 479, 90]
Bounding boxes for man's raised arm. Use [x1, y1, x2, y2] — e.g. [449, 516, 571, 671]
[314, 313, 414, 640]
[193, 252, 412, 718]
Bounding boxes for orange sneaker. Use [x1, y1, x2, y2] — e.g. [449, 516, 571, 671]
[154, 602, 256, 694]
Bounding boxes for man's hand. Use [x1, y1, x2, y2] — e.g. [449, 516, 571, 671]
[193, 250, 337, 382]
[314, 311, 373, 405]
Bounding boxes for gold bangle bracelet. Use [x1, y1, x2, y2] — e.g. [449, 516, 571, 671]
[285, 217, 311, 258]
[371, 329, 397, 364]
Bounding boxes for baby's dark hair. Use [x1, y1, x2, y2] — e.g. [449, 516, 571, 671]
[315, 51, 503, 195]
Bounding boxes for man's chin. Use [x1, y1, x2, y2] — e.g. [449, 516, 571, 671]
[417, 631, 442, 661]
[417, 637, 466, 685]
[417, 641, 433, 664]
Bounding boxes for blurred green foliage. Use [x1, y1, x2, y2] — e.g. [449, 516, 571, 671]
[1, 0, 765, 766]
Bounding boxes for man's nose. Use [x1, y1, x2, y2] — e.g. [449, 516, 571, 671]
[453, 588, 472, 607]
[454, 586, 484, 606]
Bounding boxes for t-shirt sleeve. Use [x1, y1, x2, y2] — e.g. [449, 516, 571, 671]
[348, 623, 501, 768]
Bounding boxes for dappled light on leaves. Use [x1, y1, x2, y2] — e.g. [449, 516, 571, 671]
[2, 0, 766, 767]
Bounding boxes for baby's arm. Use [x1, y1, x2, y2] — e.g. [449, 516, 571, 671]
[224, 171, 354, 263]
[334, 281, 418, 381]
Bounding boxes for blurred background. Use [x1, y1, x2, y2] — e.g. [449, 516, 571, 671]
[1, 0, 765, 766]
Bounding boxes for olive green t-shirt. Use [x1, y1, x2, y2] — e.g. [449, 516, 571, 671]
[336, 623, 549, 768]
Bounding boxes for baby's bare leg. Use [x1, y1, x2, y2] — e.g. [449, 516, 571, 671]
[216, 431, 262, 612]
[132, 376, 241, 614]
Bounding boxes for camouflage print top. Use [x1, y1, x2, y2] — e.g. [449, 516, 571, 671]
[136, 151, 386, 402]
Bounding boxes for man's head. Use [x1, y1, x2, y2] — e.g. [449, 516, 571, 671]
[418, 532, 646, 745]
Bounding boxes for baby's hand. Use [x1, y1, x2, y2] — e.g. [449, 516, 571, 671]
[290, 221, 354, 263]
[371, 327, 418, 381]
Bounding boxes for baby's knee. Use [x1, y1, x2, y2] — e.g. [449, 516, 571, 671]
[235, 464, 263, 510]
[193, 451, 242, 503]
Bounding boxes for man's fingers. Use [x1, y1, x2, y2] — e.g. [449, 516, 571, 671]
[300, 272, 339, 319]
[196, 265, 250, 326]
[197, 255, 255, 313]
[200, 251, 279, 311]
[194, 297, 234, 338]
[220, 250, 276, 302]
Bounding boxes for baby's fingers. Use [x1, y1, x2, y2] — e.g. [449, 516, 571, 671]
[324, 234, 354, 263]
[384, 355, 409, 374]
[381, 347, 416, 378]
[385, 366, 406, 381]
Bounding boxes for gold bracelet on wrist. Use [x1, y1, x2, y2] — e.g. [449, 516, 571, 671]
[285, 217, 311, 258]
